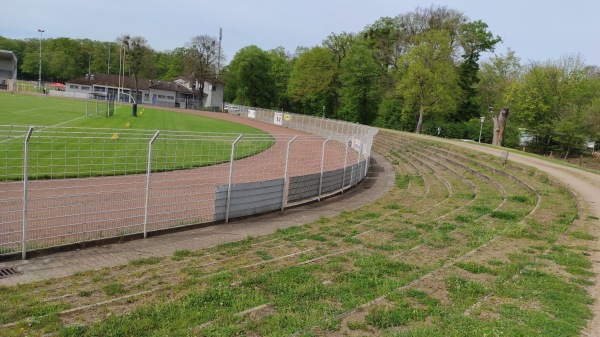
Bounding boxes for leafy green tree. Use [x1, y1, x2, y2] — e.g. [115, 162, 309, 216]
[225, 45, 275, 107]
[19, 38, 45, 81]
[323, 32, 356, 66]
[361, 17, 400, 70]
[397, 30, 460, 133]
[507, 54, 594, 154]
[395, 5, 466, 52]
[582, 95, 600, 143]
[287, 46, 337, 116]
[48, 38, 87, 81]
[338, 43, 381, 124]
[374, 90, 408, 130]
[267, 46, 292, 110]
[477, 49, 522, 118]
[154, 48, 185, 80]
[454, 20, 502, 122]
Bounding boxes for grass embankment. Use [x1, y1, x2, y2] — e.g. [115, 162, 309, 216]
[0, 128, 595, 336]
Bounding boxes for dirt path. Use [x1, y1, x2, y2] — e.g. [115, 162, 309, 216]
[412, 134, 600, 336]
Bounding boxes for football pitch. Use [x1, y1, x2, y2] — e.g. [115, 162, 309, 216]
[0, 92, 271, 180]
[0, 91, 263, 133]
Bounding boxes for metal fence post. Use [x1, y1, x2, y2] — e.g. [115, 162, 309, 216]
[225, 135, 243, 223]
[357, 139, 364, 182]
[342, 136, 350, 193]
[22, 126, 34, 260]
[318, 136, 332, 201]
[281, 135, 298, 211]
[143, 130, 160, 238]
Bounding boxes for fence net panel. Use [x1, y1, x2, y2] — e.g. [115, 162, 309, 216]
[0, 111, 377, 258]
[0, 125, 30, 255]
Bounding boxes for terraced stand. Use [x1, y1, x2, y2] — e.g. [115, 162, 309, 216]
[0, 129, 595, 336]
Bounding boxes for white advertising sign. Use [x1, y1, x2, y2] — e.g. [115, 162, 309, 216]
[274, 112, 283, 126]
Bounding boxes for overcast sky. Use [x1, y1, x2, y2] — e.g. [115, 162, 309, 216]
[2, 0, 599, 67]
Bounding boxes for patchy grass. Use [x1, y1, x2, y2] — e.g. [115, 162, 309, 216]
[0, 130, 594, 337]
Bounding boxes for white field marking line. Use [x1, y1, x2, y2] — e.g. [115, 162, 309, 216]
[7, 106, 60, 114]
[0, 115, 88, 145]
[46, 115, 88, 128]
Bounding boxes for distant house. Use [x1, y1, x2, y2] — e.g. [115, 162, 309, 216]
[64, 73, 224, 109]
[0, 50, 18, 90]
[173, 77, 224, 109]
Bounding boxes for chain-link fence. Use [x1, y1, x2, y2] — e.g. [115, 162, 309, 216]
[1, 112, 377, 259]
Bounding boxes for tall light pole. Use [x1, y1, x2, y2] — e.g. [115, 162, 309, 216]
[37, 29, 44, 92]
[107, 44, 111, 74]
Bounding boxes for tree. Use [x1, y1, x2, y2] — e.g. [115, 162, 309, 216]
[225, 45, 275, 107]
[454, 20, 502, 122]
[397, 30, 460, 133]
[582, 96, 600, 143]
[155, 48, 185, 80]
[507, 54, 594, 154]
[287, 46, 337, 116]
[323, 32, 355, 67]
[477, 49, 522, 118]
[267, 46, 292, 110]
[492, 107, 509, 146]
[396, 5, 467, 55]
[361, 17, 401, 70]
[338, 43, 381, 124]
[118, 35, 153, 101]
[183, 35, 222, 100]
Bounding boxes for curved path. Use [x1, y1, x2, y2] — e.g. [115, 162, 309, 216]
[410, 132, 600, 336]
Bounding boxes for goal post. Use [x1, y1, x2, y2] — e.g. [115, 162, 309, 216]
[85, 93, 116, 118]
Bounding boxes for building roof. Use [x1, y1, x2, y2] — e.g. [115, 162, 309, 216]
[148, 80, 193, 93]
[0, 50, 17, 62]
[67, 73, 195, 94]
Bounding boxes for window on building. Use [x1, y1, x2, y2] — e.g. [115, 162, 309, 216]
[69, 85, 79, 89]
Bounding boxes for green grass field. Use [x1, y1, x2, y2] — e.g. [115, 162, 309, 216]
[0, 92, 272, 180]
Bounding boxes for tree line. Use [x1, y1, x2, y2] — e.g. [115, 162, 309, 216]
[1, 5, 598, 156]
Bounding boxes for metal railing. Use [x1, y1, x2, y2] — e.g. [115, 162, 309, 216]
[0, 112, 377, 259]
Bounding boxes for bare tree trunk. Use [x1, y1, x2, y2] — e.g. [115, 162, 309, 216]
[497, 108, 509, 146]
[492, 115, 499, 146]
[415, 105, 424, 134]
[492, 108, 509, 146]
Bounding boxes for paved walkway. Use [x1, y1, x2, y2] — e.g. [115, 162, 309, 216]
[0, 152, 395, 286]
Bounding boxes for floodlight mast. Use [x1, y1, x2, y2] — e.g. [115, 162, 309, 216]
[38, 29, 44, 93]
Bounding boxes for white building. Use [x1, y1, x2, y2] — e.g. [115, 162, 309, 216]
[65, 73, 224, 109]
